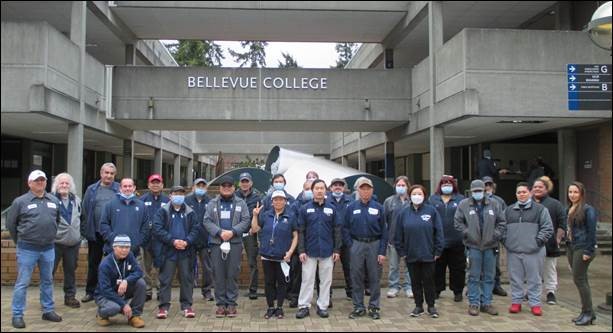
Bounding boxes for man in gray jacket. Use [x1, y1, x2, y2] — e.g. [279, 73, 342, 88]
[504, 182, 553, 316]
[203, 176, 251, 318]
[454, 180, 506, 316]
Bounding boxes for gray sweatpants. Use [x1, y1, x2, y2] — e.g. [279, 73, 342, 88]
[158, 255, 194, 310]
[211, 243, 243, 307]
[350, 240, 382, 310]
[507, 248, 545, 307]
[96, 278, 146, 317]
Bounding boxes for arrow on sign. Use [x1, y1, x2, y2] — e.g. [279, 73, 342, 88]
[569, 65, 576, 73]
[569, 84, 576, 90]
[569, 75, 576, 82]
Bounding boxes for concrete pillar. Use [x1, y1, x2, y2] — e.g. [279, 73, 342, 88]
[341, 155, 349, 166]
[69, 1, 86, 197]
[187, 158, 194, 187]
[173, 155, 181, 186]
[428, 1, 444, 194]
[153, 148, 162, 174]
[125, 44, 136, 65]
[558, 129, 576, 201]
[122, 138, 134, 179]
[358, 150, 367, 172]
[384, 141, 395, 184]
[67, 124, 84, 196]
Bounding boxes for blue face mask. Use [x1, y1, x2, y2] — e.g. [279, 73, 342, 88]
[273, 183, 285, 191]
[303, 190, 313, 200]
[171, 195, 185, 206]
[395, 186, 407, 195]
[120, 192, 135, 200]
[332, 191, 344, 198]
[194, 188, 206, 197]
[518, 198, 532, 205]
[441, 185, 453, 195]
[472, 191, 484, 201]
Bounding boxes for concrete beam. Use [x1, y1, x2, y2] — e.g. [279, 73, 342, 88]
[382, 1, 428, 48]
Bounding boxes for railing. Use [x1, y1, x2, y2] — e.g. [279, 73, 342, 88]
[1, 206, 10, 231]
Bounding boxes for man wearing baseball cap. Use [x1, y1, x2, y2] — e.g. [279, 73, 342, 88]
[7, 170, 63, 328]
[139, 174, 169, 301]
[482, 176, 509, 297]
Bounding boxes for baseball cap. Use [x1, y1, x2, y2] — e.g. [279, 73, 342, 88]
[113, 234, 131, 247]
[148, 173, 163, 183]
[355, 177, 373, 188]
[471, 180, 485, 191]
[28, 170, 47, 182]
[482, 176, 494, 184]
[170, 185, 186, 193]
[239, 172, 252, 181]
[193, 178, 208, 185]
[271, 190, 287, 199]
[330, 178, 347, 186]
[219, 176, 234, 186]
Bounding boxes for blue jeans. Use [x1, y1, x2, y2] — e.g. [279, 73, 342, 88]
[467, 248, 495, 306]
[387, 244, 411, 291]
[12, 247, 55, 317]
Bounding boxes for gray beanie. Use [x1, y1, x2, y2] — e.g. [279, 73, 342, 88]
[113, 234, 131, 247]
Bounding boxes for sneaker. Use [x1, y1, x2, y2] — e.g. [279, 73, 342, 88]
[64, 297, 81, 308]
[289, 298, 298, 308]
[481, 305, 499, 316]
[156, 308, 168, 319]
[428, 306, 439, 318]
[12, 317, 26, 329]
[365, 289, 371, 296]
[226, 306, 237, 318]
[368, 307, 381, 320]
[184, 308, 195, 318]
[509, 303, 522, 313]
[492, 286, 508, 296]
[316, 307, 329, 318]
[248, 292, 258, 300]
[275, 307, 285, 319]
[387, 288, 399, 298]
[81, 294, 94, 303]
[406, 290, 414, 298]
[410, 307, 424, 317]
[531, 306, 543, 316]
[215, 306, 226, 318]
[468, 304, 480, 316]
[264, 307, 276, 319]
[349, 308, 366, 319]
[96, 315, 110, 327]
[42, 311, 62, 322]
[454, 293, 463, 302]
[128, 316, 145, 328]
[546, 292, 557, 305]
[296, 307, 310, 319]
[203, 294, 215, 302]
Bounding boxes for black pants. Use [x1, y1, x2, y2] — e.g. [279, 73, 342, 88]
[242, 234, 259, 294]
[435, 245, 466, 295]
[287, 252, 302, 301]
[262, 260, 287, 308]
[86, 235, 105, 295]
[53, 243, 80, 298]
[407, 261, 436, 308]
[494, 246, 502, 288]
[568, 247, 595, 312]
[340, 244, 353, 297]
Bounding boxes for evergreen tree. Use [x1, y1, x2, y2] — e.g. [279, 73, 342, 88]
[166, 40, 224, 67]
[334, 42, 357, 68]
[228, 41, 268, 68]
[278, 52, 300, 68]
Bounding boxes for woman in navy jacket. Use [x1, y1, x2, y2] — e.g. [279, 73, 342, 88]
[395, 184, 444, 319]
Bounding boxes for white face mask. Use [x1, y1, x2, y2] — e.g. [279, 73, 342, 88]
[220, 241, 231, 260]
[411, 195, 424, 205]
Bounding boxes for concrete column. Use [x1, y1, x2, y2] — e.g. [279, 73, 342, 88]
[428, 1, 444, 194]
[153, 148, 162, 174]
[358, 150, 367, 172]
[341, 155, 349, 166]
[125, 44, 136, 65]
[558, 129, 576, 201]
[187, 158, 194, 187]
[122, 138, 134, 179]
[173, 155, 181, 186]
[69, 1, 86, 197]
[384, 141, 395, 184]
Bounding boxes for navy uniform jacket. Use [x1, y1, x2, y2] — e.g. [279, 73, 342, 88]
[297, 199, 342, 258]
[327, 193, 354, 247]
[257, 208, 297, 261]
[262, 190, 295, 214]
[94, 251, 143, 307]
[185, 193, 210, 249]
[429, 193, 465, 249]
[344, 199, 388, 256]
[139, 192, 169, 248]
[151, 203, 201, 268]
[394, 203, 444, 263]
[99, 195, 148, 255]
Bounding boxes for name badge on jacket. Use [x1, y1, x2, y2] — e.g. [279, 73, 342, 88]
[353, 209, 361, 215]
[27, 204, 37, 209]
[323, 207, 333, 215]
[368, 208, 379, 215]
[47, 202, 57, 209]
[220, 211, 231, 219]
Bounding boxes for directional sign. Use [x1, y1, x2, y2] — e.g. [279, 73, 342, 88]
[567, 64, 612, 111]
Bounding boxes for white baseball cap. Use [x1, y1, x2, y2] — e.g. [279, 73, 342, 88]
[271, 190, 287, 199]
[28, 170, 47, 182]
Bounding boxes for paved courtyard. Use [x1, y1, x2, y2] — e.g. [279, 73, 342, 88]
[1, 255, 611, 332]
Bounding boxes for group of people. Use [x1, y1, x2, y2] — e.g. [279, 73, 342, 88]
[7, 163, 599, 329]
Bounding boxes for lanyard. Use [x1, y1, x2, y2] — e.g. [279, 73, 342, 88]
[271, 214, 282, 245]
[112, 256, 127, 280]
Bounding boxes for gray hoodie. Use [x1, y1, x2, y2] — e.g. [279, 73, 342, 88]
[503, 200, 553, 254]
[203, 195, 250, 245]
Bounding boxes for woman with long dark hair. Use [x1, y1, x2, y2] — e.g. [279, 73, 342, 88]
[566, 181, 598, 326]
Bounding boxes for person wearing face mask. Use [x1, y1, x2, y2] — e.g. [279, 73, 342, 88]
[287, 180, 314, 307]
[429, 175, 466, 302]
[394, 185, 444, 319]
[295, 171, 320, 201]
[454, 180, 506, 316]
[531, 178, 566, 306]
[234, 172, 263, 300]
[262, 174, 295, 214]
[100, 178, 148, 257]
[482, 176, 508, 297]
[503, 182, 553, 316]
[151, 186, 201, 319]
[383, 176, 413, 299]
[139, 174, 169, 302]
[185, 178, 213, 301]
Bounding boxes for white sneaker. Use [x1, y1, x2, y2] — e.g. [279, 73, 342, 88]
[406, 290, 414, 298]
[387, 288, 399, 298]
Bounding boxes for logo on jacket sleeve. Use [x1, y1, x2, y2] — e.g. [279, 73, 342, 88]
[421, 214, 431, 222]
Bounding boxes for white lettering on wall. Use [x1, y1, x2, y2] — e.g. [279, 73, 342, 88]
[187, 76, 328, 90]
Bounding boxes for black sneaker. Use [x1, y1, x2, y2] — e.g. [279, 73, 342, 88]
[454, 293, 463, 302]
[264, 307, 276, 319]
[12, 317, 25, 329]
[546, 292, 557, 305]
[296, 307, 310, 319]
[428, 306, 439, 318]
[316, 307, 329, 318]
[275, 307, 285, 319]
[42, 311, 62, 322]
[368, 307, 381, 320]
[493, 286, 508, 296]
[365, 289, 371, 296]
[249, 292, 258, 300]
[348, 308, 366, 319]
[410, 307, 425, 317]
[289, 298, 298, 308]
